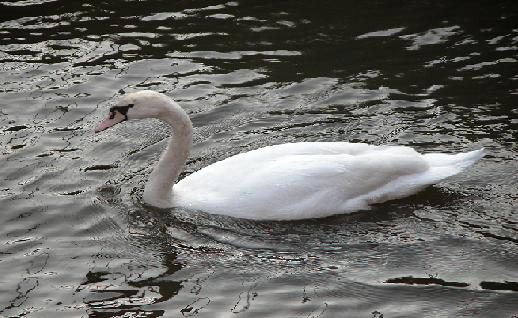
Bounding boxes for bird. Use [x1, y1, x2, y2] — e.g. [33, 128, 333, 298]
[95, 90, 485, 220]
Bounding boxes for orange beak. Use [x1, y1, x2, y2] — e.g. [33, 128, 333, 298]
[95, 111, 126, 133]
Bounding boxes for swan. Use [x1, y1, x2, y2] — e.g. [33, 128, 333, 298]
[94, 90, 485, 220]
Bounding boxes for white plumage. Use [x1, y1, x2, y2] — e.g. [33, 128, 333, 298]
[174, 142, 484, 219]
[95, 91, 485, 220]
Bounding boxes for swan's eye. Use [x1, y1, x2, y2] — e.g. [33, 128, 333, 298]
[109, 104, 134, 120]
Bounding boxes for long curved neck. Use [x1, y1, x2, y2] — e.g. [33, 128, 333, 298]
[143, 101, 192, 208]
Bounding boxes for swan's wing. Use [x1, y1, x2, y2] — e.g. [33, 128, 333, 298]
[254, 142, 421, 157]
[179, 142, 419, 189]
[175, 142, 372, 192]
[234, 153, 429, 203]
[175, 149, 429, 219]
[228, 141, 377, 159]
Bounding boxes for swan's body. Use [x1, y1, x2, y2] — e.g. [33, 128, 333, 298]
[95, 91, 485, 220]
[173, 142, 484, 219]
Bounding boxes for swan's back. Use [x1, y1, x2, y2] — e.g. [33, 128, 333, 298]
[173, 142, 484, 220]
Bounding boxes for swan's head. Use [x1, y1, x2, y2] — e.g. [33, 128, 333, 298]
[95, 90, 172, 133]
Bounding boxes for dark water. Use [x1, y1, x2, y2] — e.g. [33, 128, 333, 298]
[1, 0, 517, 317]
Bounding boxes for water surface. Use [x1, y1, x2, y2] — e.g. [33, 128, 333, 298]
[1, 0, 517, 317]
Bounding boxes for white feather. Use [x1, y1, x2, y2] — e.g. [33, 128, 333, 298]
[97, 91, 486, 220]
[173, 143, 485, 220]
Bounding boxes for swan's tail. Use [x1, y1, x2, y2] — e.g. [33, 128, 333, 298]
[420, 148, 485, 183]
[423, 148, 486, 169]
[342, 148, 485, 211]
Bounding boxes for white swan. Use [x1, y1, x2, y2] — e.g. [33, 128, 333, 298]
[95, 90, 485, 220]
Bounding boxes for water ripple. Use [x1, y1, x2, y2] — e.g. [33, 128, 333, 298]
[0, 0, 517, 317]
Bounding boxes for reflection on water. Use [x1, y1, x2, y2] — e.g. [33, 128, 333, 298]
[1, 0, 517, 317]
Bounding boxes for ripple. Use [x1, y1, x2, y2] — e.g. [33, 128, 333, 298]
[400, 25, 461, 50]
[0, 1, 517, 317]
[142, 12, 189, 21]
[459, 57, 517, 71]
[357, 27, 405, 39]
[385, 276, 470, 288]
[84, 164, 118, 172]
[480, 281, 518, 292]
[1, 0, 59, 6]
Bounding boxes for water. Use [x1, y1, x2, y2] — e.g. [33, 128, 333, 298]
[1, 0, 517, 317]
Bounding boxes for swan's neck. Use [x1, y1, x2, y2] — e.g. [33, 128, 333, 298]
[143, 101, 192, 208]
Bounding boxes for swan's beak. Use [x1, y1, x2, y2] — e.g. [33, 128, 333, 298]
[95, 111, 126, 133]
